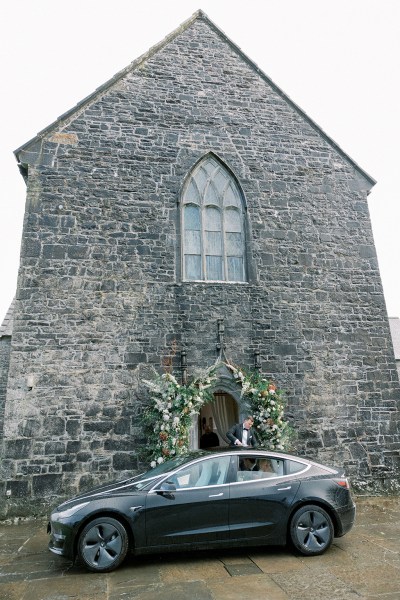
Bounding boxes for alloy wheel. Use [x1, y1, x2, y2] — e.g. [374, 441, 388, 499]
[290, 504, 333, 556]
[78, 517, 129, 572]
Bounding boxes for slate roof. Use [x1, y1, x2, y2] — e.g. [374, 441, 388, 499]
[0, 298, 15, 338]
[389, 317, 400, 361]
[14, 10, 375, 188]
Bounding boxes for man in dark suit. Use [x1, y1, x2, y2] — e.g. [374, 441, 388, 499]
[226, 416, 258, 447]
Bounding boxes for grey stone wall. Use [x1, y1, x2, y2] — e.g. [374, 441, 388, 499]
[0, 336, 11, 439]
[1, 14, 399, 516]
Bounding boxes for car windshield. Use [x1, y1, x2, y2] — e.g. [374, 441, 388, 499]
[132, 453, 206, 489]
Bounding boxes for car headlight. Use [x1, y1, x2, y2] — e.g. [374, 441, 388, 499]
[52, 502, 89, 520]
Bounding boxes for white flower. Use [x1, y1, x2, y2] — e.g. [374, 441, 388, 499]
[269, 390, 276, 395]
[163, 413, 170, 421]
[167, 403, 172, 409]
[150, 461, 156, 468]
[270, 399, 275, 405]
[157, 456, 164, 464]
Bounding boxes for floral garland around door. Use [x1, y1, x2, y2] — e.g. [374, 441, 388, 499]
[143, 364, 292, 467]
[225, 364, 293, 451]
[143, 368, 217, 467]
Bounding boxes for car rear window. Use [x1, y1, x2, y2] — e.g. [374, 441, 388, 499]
[286, 459, 307, 474]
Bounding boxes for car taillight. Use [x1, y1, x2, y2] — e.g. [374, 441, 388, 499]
[334, 478, 350, 489]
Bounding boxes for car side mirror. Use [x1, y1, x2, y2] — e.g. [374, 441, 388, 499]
[158, 481, 176, 493]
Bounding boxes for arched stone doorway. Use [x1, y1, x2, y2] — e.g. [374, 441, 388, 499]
[189, 363, 243, 449]
[195, 390, 239, 449]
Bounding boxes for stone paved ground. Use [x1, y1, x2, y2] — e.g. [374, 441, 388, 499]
[0, 497, 400, 600]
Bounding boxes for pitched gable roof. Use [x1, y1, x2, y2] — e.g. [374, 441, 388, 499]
[0, 298, 15, 338]
[389, 317, 400, 360]
[14, 10, 375, 188]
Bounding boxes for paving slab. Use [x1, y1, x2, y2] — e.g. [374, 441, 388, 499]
[109, 561, 162, 588]
[207, 573, 288, 600]
[249, 550, 307, 574]
[109, 580, 214, 600]
[223, 562, 263, 576]
[270, 568, 364, 600]
[329, 563, 400, 597]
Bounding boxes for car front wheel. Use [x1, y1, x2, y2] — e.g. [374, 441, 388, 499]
[290, 504, 333, 556]
[78, 516, 129, 572]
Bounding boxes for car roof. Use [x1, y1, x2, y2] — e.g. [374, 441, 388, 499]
[196, 447, 337, 472]
[195, 447, 309, 462]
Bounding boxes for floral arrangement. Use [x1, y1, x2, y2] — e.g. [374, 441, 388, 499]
[143, 369, 217, 467]
[143, 361, 292, 467]
[226, 364, 292, 451]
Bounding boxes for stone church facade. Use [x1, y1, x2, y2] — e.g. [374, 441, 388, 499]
[1, 11, 399, 516]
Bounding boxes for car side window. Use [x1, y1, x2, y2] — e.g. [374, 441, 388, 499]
[257, 458, 276, 477]
[167, 456, 231, 489]
[237, 456, 285, 481]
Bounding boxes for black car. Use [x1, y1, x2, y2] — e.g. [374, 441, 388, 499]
[48, 448, 355, 572]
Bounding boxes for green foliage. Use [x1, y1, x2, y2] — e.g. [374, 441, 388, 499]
[143, 363, 293, 467]
[226, 364, 293, 450]
[143, 370, 217, 467]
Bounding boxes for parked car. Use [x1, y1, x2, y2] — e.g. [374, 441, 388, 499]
[48, 448, 355, 572]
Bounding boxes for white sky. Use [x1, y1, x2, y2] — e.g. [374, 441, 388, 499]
[1, 0, 399, 323]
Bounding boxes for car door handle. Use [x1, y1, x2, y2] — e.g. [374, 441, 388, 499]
[277, 486, 291, 491]
[209, 493, 223, 498]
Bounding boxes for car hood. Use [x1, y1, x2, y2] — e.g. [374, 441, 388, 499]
[54, 473, 160, 512]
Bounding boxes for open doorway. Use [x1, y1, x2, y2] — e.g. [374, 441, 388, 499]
[198, 391, 239, 448]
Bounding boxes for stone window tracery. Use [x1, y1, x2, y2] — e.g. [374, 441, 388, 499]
[182, 155, 246, 282]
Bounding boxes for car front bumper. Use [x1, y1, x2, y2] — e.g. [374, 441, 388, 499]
[47, 520, 75, 559]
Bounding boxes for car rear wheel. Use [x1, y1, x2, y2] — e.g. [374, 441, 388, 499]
[290, 504, 333, 556]
[78, 516, 129, 572]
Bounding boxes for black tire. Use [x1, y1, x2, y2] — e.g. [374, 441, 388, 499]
[77, 516, 129, 572]
[289, 504, 333, 556]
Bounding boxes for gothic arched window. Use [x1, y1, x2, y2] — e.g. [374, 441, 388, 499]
[182, 155, 246, 282]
